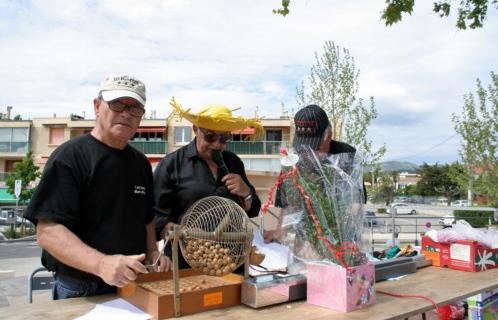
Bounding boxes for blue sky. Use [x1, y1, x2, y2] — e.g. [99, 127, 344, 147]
[0, 1, 497, 165]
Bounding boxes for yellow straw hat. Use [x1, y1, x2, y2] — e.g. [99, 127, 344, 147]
[170, 98, 264, 138]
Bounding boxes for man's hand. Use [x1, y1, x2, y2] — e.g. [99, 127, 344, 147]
[145, 251, 171, 272]
[263, 229, 282, 243]
[96, 254, 147, 287]
[159, 255, 171, 272]
[221, 173, 250, 197]
[160, 222, 178, 240]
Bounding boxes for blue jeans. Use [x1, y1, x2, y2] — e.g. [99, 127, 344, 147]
[52, 274, 116, 300]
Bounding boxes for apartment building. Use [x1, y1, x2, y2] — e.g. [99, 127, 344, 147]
[0, 114, 292, 204]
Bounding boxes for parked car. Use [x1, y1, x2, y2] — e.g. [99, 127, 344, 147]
[363, 210, 378, 227]
[439, 215, 455, 227]
[0, 209, 32, 227]
[450, 200, 469, 207]
[386, 203, 417, 215]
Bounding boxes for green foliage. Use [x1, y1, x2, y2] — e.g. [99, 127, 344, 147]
[5, 152, 41, 204]
[454, 209, 495, 227]
[381, 0, 415, 26]
[377, 207, 387, 213]
[273, 0, 290, 16]
[369, 171, 397, 204]
[415, 163, 462, 203]
[296, 41, 386, 168]
[475, 166, 498, 207]
[398, 184, 417, 196]
[4, 225, 18, 239]
[274, 0, 496, 30]
[453, 72, 498, 206]
[382, 0, 496, 29]
[13, 114, 22, 120]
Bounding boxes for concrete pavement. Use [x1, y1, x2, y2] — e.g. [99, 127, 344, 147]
[0, 239, 52, 308]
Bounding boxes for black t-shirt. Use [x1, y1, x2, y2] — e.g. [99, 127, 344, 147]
[24, 134, 154, 282]
[153, 139, 261, 268]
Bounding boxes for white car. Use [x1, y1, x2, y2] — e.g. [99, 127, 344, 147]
[386, 203, 417, 215]
[439, 215, 455, 227]
[451, 200, 469, 207]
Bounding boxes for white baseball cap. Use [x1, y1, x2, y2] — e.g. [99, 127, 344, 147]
[99, 74, 146, 106]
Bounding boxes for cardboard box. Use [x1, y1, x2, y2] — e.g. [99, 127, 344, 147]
[467, 288, 498, 320]
[118, 269, 243, 319]
[306, 262, 375, 312]
[421, 236, 498, 272]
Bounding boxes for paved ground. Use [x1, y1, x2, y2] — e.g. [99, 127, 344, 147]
[0, 240, 52, 308]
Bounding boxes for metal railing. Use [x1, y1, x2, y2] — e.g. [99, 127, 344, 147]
[364, 211, 497, 252]
[128, 141, 168, 154]
[225, 141, 286, 155]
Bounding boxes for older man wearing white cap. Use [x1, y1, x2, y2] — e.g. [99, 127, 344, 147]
[24, 74, 169, 300]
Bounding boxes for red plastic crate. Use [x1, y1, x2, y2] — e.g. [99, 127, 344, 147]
[421, 236, 498, 272]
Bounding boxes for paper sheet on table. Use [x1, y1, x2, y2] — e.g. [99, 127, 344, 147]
[74, 298, 151, 320]
[251, 229, 290, 274]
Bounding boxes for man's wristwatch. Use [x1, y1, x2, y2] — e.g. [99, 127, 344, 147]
[243, 192, 253, 202]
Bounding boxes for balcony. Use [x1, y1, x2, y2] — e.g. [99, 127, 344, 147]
[128, 141, 168, 154]
[225, 141, 287, 155]
[0, 142, 30, 154]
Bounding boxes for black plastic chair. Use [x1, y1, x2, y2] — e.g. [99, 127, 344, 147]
[27, 266, 54, 303]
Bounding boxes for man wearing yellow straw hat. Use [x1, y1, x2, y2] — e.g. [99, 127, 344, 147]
[154, 100, 262, 269]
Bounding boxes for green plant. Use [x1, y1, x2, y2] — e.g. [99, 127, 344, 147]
[4, 225, 18, 239]
[5, 151, 41, 204]
[377, 208, 387, 214]
[454, 210, 495, 227]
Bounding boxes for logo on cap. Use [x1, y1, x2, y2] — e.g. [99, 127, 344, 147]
[296, 120, 320, 136]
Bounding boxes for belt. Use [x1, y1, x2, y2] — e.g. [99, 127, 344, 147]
[55, 272, 108, 288]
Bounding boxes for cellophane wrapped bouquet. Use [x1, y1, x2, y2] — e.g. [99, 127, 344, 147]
[267, 145, 368, 269]
[263, 145, 374, 311]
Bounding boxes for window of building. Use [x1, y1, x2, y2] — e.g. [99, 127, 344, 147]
[0, 128, 12, 142]
[0, 128, 30, 153]
[174, 127, 191, 144]
[12, 128, 29, 142]
[5, 160, 20, 172]
[49, 128, 65, 145]
[266, 129, 282, 141]
[132, 131, 164, 142]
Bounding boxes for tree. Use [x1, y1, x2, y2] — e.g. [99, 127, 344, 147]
[398, 184, 417, 197]
[13, 114, 22, 120]
[416, 163, 462, 204]
[370, 171, 397, 205]
[273, 0, 290, 16]
[273, 0, 497, 30]
[382, 0, 497, 29]
[296, 41, 386, 168]
[453, 72, 498, 205]
[5, 152, 41, 204]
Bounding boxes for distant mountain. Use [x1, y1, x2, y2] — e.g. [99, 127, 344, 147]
[365, 161, 419, 173]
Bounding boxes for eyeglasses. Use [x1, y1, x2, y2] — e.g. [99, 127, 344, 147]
[199, 128, 232, 143]
[106, 100, 145, 117]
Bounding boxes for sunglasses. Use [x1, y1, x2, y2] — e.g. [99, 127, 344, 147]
[199, 128, 232, 143]
[107, 100, 145, 117]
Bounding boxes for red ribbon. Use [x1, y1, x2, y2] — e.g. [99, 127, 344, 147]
[261, 163, 359, 267]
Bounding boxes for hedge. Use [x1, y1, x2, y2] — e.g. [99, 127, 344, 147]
[453, 210, 496, 227]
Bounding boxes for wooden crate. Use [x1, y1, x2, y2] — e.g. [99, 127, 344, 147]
[118, 269, 244, 319]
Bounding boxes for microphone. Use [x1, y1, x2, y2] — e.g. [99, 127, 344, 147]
[211, 149, 230, 178]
